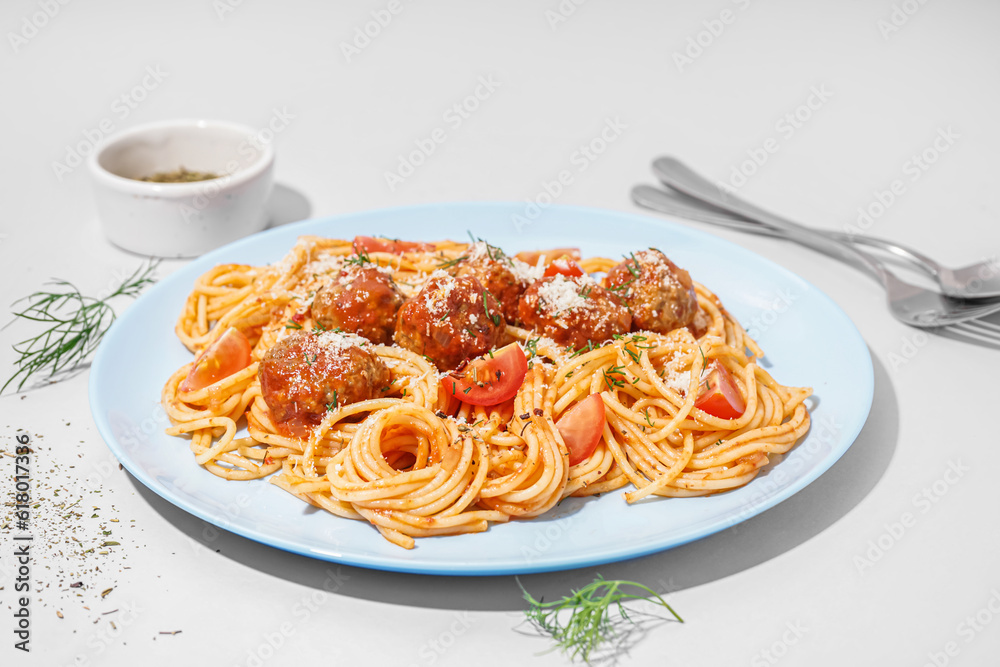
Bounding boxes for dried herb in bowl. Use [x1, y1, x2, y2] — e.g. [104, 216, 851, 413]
[138, 167, 219, 183]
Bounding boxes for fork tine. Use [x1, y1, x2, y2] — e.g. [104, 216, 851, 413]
[960, 318, 1000, 333]
[949, 320, 1000, 345]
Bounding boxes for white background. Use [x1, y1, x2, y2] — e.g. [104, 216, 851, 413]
[2, 1, 999, 666]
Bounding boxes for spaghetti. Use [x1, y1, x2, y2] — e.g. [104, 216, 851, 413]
[162, 235, 812, 549]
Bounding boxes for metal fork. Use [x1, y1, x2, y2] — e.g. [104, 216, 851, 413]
[632, 184, 1000, 344]
[949, 318, 1000, 346]
[633, 157, 1000, 328]
[647, 162, 1000, 300]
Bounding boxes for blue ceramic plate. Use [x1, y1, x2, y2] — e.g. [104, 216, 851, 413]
[89, 203, 873, 575]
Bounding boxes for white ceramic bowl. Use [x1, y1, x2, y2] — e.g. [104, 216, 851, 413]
[89, 119, 274, 258]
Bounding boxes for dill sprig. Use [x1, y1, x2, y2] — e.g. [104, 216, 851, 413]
[437, 254, 469, 269]
[481, 290, 502, 326]
[520, 575, 682, 662]
[345, 246, 372, 267]
[3, 260, 159, 393]
[601, 364, 626, 390]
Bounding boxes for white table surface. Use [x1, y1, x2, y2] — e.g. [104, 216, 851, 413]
[3, 1, 999, 665]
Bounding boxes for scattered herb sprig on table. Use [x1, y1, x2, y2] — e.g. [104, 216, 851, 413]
[3, 260, 159, 393]
[519, 575, 682, 662]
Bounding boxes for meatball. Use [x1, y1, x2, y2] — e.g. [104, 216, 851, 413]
[604, 249, 703, 336]
[311, 265, 404, 344]
[394, 271, 506, 370]
[259, 330, 390, 434]
[454, 241, 528, 323]
[517, 274, 631, 350]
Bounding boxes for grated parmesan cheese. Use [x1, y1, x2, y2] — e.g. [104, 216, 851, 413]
[639, 249, 683, 291]
[536, 274, 588, 315]
[421, 270, 458, 311]
[308, 254, 346, 275]
[509, 257, 545, 284]
[466, 241, 492, 262]
[662, 369, 691, 393]
[334, 262, 394, 285]
[315, 330, 371, 352]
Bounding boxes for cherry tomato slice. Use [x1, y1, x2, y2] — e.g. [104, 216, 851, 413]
[443, 343, 528, 406]
[514, 248, 581, 267]
[353, 236, 433, 255]
[179, 328, 252, 392]
[543, 257, 586, 279]
[694, 361, 746, 419]
[556, 394, 607, 465]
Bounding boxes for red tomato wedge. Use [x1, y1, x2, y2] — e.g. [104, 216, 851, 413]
[543, 257, 586, 279]
[179, 328, 252, 392]
[353, 235, 433, 255]
[514, 248, 581, 267]
[694, 361, 746, 419]
[443, 343, 528, 406]
[556, 394, 607, 465]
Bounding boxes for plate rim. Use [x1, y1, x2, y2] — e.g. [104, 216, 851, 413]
[89, 201, 874, 575]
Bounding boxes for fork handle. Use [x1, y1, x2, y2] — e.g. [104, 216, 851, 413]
[653, 157, 891, 286]
[634, 184, 944, 272]
[632, 185, 789, 238]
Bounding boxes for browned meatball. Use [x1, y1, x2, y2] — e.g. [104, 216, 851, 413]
[605, 249, 703, 336]
[518, 274, 631, 350]
[394, 271, 505, 370]
[259, 331, 390, 435]
[310, 266, 404, 344]
[453, 241, 528, 323]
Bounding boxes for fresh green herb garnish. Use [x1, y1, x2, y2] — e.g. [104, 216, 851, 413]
[3, 260, 159, 393]
[437, 255, 469, 269]
[602, 365, 626, 390]
[625, 252, 641, 278]
[286, 320, 303, 330]
[622, 342, 641, 365]
[466, 231, 510, 264]
[520, 576, 682, 662]
[345, 247, 372, 266]
[482, 290, 501, 326]
[608, 279, 635, 294]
